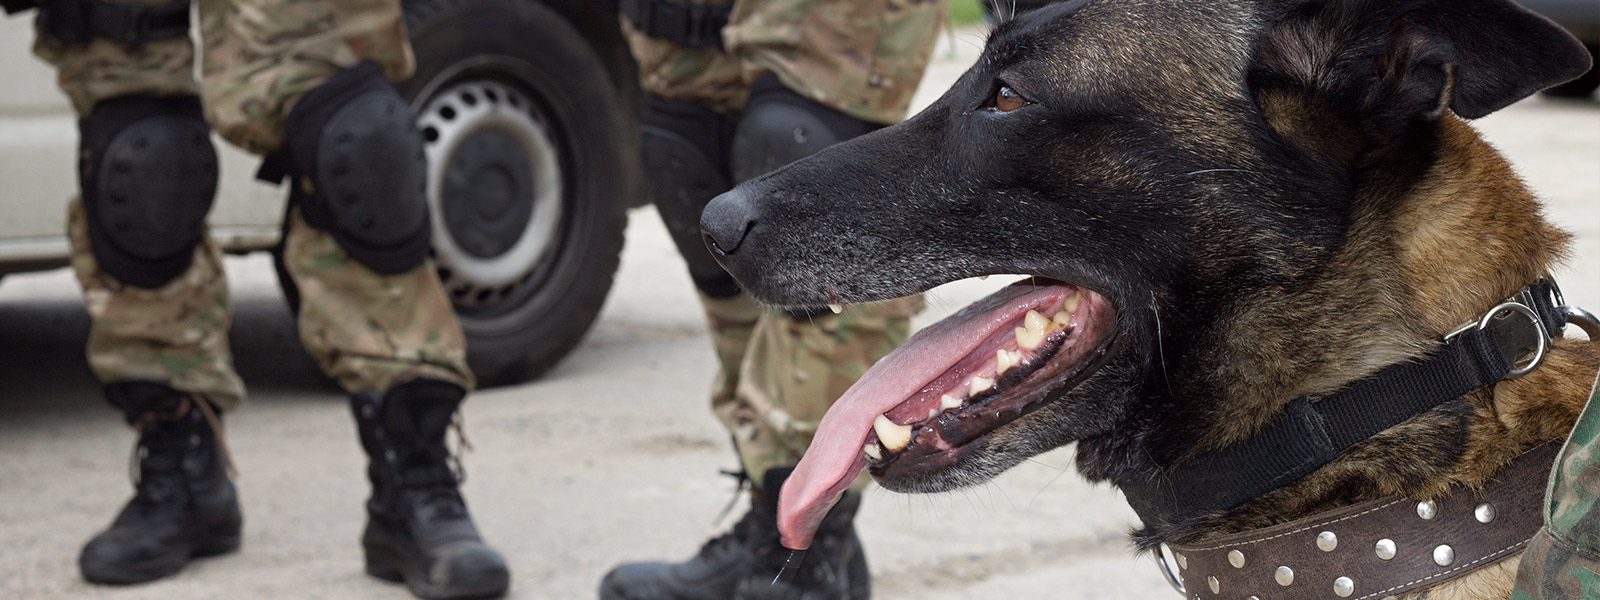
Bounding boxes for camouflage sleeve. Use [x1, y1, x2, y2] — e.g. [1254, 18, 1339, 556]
[1512, 369, 1600, 599]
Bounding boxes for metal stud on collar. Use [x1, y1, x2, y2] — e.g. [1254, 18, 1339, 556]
[1434, 544, 1456, 567]
[1376, 538, 1398, 560]
[1417, 500, 1438, 520]
[1334, 576, 1355, 597]
[1317, 531, 1338, 552]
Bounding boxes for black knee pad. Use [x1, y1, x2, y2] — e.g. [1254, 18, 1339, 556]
[641, 95, 742, 298]
[730, 73, 882, 184]
[280, 61, 430, 275]
[78, 95, 218, 289]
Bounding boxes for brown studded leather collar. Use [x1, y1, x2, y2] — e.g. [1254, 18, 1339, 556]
[1159, 442, 1559, 600]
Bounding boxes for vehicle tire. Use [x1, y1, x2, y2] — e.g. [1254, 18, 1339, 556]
[1542, 45, 1599, 99]
[392, 0, 631, 386]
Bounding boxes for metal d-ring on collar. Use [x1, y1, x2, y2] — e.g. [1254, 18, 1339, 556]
[1156, 544, 1186, 595]
[1450, 300, 1550, 377]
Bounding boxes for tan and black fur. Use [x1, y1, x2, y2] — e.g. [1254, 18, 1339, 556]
[699, 0, 1597, 597]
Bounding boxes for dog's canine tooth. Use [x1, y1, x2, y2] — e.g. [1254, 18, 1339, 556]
[970, 376, 995, 396]
[863, 442, 883, 461]
[827, 303, 844, 314]
[874, 415, 913, 451]
[996, 349, 1016, 374]
[940, 394, 964, 410]
[1015, 325, 1044, 350]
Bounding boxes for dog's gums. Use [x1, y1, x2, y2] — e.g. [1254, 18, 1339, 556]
[776, 278, 1116, 549]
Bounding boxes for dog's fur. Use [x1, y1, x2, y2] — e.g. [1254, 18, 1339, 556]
[703, 0, 1596, 596]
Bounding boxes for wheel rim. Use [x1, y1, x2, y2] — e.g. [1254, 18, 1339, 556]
[417, 79, 564, 313]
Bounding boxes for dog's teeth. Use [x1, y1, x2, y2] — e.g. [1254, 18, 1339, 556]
[978, 274, 989, 280]
[873, 415, 912, 451]
[863, 443, 882, 461]
[1024, 309, 1049, 335]
[1051, 310, 1072, 330]
[940, 394, 964, 410]
[970, 376, 994, 396]
[926, 406, 941, 420]
[1015, 326, 1044, 350]
[828, 303, 843, 314]
[1062, 293, 1079, 314]
[996, 349, 1015, 374]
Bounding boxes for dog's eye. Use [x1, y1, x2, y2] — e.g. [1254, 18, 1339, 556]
[993, 85, 1028, 112]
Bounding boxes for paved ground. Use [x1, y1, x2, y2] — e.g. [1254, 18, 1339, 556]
[1, 26, 1597, 600]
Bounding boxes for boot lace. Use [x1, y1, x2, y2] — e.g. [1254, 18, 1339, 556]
[691, 470, 759, 561]
[124, 395, 232, 509]
[397, 415, 471, 521]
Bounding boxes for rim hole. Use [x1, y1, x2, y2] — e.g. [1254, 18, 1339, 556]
[439, 106, 457, 121]
[484, 88, 500, 103]
[460, 91, 478, 106]
[422, 126, 439, 143]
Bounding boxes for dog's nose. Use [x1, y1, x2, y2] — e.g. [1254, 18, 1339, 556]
[701, 188, 755, 256]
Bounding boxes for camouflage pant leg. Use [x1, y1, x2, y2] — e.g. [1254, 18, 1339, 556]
[38, 13, 243, 410]
[1512, 369, 1600, 599]
[280, 210, 473, 394]
[623, 0, 748, 114]
[29, 0, 197, 115]
[709, 295, 923, 489]
[625, 0, 945, 124]
[194, 0, 414, 154]
[65, 199, 248, 410]
[701, 292, 762, 409]
[725, 0, 945, 124]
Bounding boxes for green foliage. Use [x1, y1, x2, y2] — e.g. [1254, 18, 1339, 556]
[949, 0, 985, 27]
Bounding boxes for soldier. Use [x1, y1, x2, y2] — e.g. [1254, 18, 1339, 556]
[598, 0, 944, 598]
[14, 0, 509, 597]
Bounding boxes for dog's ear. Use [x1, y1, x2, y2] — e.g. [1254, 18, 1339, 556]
[1257, 0, 1592, 121]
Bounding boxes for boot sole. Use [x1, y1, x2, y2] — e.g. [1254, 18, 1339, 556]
[80, 532, 241, 585]
[364, 540, 510, 600]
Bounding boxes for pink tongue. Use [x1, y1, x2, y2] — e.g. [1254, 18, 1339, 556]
[776, 282, 1071, 548]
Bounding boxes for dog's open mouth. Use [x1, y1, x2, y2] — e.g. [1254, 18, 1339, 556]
[776, 278, 1117, 549]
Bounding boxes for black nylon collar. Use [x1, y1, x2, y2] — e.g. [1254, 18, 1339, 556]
[1119, 279, 1570, 527]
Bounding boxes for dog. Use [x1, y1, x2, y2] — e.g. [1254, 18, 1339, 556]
[699, 0, 1598, 597]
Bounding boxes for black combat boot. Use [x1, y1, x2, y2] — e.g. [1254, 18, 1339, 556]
[79, 380, 241, 585]
[351, 378, 509, 600]
[599, 467, 870, 600]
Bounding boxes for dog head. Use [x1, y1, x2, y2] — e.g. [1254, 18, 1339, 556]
[701, 0, 1591, 548]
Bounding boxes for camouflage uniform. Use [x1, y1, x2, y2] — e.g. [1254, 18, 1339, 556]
[625, 0, 942, 485]
[1512, 368, 1600, 599]
[33, 0, 472, 411]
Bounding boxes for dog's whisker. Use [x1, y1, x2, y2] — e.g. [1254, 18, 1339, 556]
[1025, 461, 1072, 511]
[1181, 168, 1261, 178]
[1152, 297, 1173, 396]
